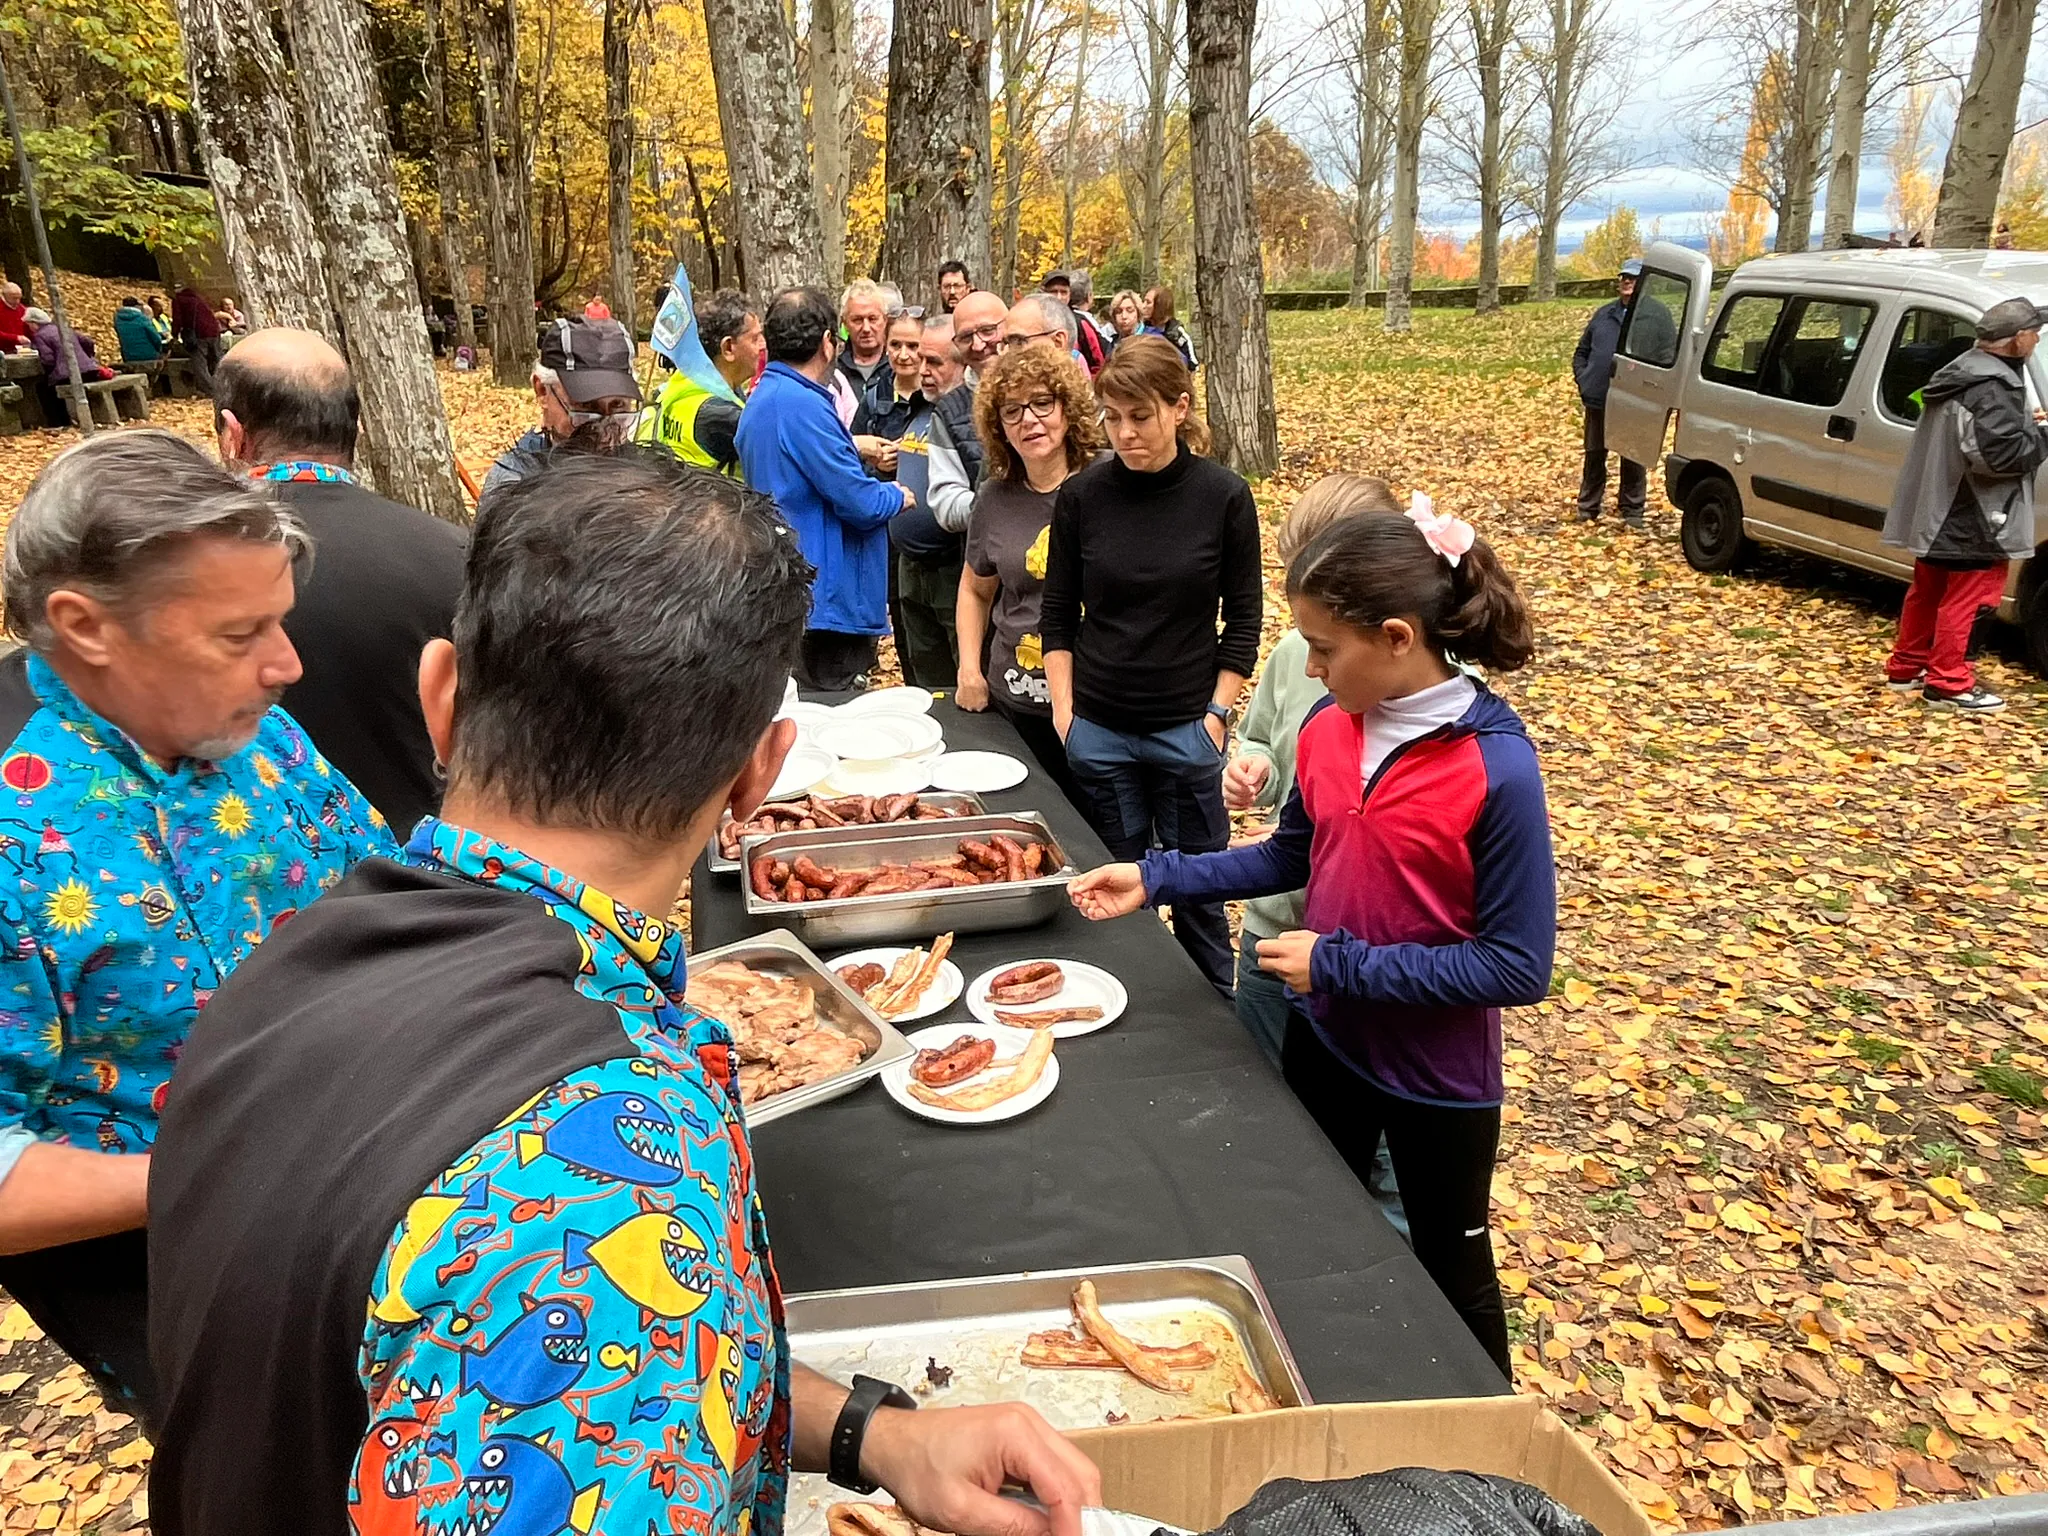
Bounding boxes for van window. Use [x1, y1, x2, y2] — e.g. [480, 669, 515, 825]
[1878, 309, 1976, 421]
[1618, 271, 1687, 367]
[1701, 294, 1787, 388]
[1760, 297, 1876, 408]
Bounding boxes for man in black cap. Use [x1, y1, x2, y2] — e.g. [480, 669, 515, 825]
[482, 316, 643, 501]
[1571, 257, 1651, 527]
[1881, 295, 2048, 712]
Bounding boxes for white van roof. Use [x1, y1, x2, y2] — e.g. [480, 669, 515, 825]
[1729, 247, 2048, 309]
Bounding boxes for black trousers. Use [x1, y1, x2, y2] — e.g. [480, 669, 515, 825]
[1578, 404, 1647, 520]
[0, 1230, 158, 1431]
[1282, 1015, 1511, 1380]
[796, 630, 879, 692]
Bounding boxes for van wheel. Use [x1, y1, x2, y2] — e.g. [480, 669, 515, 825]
[2024, 564, 2048, 678]
[1681, 477, 1749, 573]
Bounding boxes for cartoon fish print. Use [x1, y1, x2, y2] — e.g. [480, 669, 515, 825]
[694, 1321, 742, 1474]
[350, 1415, 423, 1536]
[450, 1435, 601, 1536]
[514, 1090, 682, 1187]
[458, 1295, 590, 1410]
[372, 1179, 489, 1325]
[573, 885, 665, 963]
[560, 1210, 712, 1319]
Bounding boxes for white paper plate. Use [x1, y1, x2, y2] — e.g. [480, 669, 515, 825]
[834, 685, 934, 718]
[829, 946, 964, 1023]
[777, 700, 838, 745]
[881, 1023, 1060, 1125]
[817, 713, 944, 762]
[965, 958, 1127, 1038]
[816, 757, 931, 799]
[768, 744, 837, 800]
[926, 750, 1029, 793]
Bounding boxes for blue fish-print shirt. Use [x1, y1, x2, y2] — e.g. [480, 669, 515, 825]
[351, 820, 790, 1536]
[0, 651, 393, 1183]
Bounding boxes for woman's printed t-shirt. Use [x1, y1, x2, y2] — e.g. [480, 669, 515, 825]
[965, 475, 1061, 714]
[351, 820, 790, 1536]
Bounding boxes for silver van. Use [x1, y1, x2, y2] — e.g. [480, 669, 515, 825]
[1604, 242, 2048, 673]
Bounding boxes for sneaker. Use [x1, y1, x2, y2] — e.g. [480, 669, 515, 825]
[1623, 515, 1647, 530]
[1922, 684, 2005, 712]
[1574, 509, 1601, 522]
[1885, 671, 1926, 692]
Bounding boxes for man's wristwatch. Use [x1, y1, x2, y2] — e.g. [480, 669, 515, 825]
[1205, 702, 1234, 731]
[829, 1374, 918, 1493]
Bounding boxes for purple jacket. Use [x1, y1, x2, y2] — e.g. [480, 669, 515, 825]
[33, 326, 110, 385]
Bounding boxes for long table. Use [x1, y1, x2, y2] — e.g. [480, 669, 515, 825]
[690, 698, 1507, 1405]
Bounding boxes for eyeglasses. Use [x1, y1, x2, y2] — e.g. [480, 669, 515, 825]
[958, 320, 1004, 345]
[999, 329, 1059, 352]
[998, 394, 1061, 425]
[888, 305, 927, 320]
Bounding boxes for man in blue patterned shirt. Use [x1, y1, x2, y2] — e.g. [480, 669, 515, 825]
[0, 430, 393, 1426]
[150, 453, 1096, 1536]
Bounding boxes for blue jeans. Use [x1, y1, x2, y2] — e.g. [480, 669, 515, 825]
[1065, 714, 1234, 998]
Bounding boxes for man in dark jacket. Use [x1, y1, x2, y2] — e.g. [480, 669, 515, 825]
[1571, 258, 1648, 527]
[1880, 296, 2047, 712]
[215, 328, 468, 829]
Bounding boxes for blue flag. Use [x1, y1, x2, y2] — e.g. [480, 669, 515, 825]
[649, 263, 742, 405]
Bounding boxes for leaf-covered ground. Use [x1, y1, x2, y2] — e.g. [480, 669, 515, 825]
[0, 294, 2044, 1532]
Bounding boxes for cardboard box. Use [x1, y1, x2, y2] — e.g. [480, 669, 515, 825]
[1068, 1397, 1652, 1536]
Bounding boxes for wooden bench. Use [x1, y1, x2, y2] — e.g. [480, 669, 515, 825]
[62, 374, 151, 429]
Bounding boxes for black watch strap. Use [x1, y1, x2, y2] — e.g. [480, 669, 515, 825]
[829, 1374, 917, 1493]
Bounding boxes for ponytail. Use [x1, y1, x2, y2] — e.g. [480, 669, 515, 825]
[1285, 512, 1535, 672]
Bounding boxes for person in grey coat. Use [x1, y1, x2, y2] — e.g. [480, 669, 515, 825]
[1571, 259, 1649, 526]
[1881, 295, 2047, 713]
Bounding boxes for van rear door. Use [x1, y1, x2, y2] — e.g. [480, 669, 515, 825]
[1605, 242, 1716, 468]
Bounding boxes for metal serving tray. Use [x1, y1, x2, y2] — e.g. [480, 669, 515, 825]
[738, 812, 1076, 946]
[705, 791, 988, 875]
[785, 1256, 1311, 1425]
[685, 928, 913, 1127]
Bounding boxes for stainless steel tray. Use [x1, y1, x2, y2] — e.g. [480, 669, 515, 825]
[738, 812, 1075, 946]
[784, 1255, 1311, 1426]
[706, 791, 988, 875]
[685, 928, 913, 1126]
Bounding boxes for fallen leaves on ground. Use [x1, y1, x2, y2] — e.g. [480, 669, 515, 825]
[1, 293, 2045, 1531]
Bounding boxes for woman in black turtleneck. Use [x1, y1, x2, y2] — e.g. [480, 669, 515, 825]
[1039, 335, 1262, 998]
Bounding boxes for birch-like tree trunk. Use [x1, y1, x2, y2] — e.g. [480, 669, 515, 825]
[1529, 0, 1582, 299]
[1346, 0, 1390, 306]
[475, 0, 538, 384]
[1060, 0, 1094, 265]
[1932, 0, 2039, 248]
[1384, 0, 1439, 333]
[810, 0, 854, 280]
[283, 0, 466, 522]
[1773, 0, 1839, 254]
[883, 0, 993, 309]
[1130, 0, 1180, 286]
[1185, 0, 1276, 473]
[175, 0, 329, 331]
[1468, 0, 1514, 314]
[422, 0, 476, 350]
[604, 0, 637, 335]
[1820, 0, 1875, 248]
[704, 0, 825, 291]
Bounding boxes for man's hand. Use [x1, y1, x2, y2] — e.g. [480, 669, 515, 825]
[853, 433, 886, 465]
[957, 670, 990, 712]
[1254, 930, 1319, 993]
[1068, 863, 1146, 920]
[876, 440, 901, 474]
[861, 1402, 1101, 1536]
[1222, 754, 1271, 810]
[899, 484, 918, 510]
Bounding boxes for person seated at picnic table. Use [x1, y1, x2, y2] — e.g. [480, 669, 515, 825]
[114, 295, 166, 365]
[146, 451, 1099, 1536]
[0, 431, 393, 1431]
[482, 316, 642, 502]
[0, 281, 27, 350]
[146, 295, 172, 345]
[24, 307, 113, 385]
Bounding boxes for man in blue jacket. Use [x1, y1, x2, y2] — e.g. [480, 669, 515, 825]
[739, 286, 912, 690]
[1570, 258, 1647, 528]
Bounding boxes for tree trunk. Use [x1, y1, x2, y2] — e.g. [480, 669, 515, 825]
[1820, 0, 1873, 248]
[704, 0, 825, 291]
[474, 0, 537, 384]
[174, 0, 330, 330]
[1060, 0, 1093, 265]
[1384, 0, 1438, 332]
[1933, 0, 2039, 248]
[422, 0, 477, 350]
[998, 60, 1025, 294]
[1773, 0, 1838, 254]
[604, 0, 637, 335]
[1347, 0, 1388, 307]
[1185, 0, 1275, 474]
[1136, 0, 1177, 288]
[1530, 0, 1579, 301]
[883, 0, 993, 310]
[1470, 0, 1509, 315]
[810, 0, 853, 281]
[283, 0, 466, 522]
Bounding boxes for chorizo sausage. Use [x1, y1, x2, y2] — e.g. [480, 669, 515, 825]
[959, 839, 1005, 872]
[988, 962, 1064, 1003]
[793, 855, 836, 891]
[749, 856, 780, 900]
[828, 869, 876, 900]
[781, 873, 807, 903]
[1019, 842, 1044, 876]
[912, 1035, 997, 1087]
[990, 834, 1026, 884]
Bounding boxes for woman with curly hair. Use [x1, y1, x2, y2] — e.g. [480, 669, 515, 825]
[955, 346, 1105, 802]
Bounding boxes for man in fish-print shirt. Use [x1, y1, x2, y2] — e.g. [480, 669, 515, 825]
[0, 431, 392, 1427]
[148, 454, 1098, 1536]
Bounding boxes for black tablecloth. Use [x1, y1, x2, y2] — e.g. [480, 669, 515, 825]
[691, 698, 1506, 1404]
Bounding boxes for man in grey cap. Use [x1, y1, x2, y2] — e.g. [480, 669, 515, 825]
[1880, 295, 2048, 712]
[483, 316, 643, 501]
[1570, 258, 1650, 527]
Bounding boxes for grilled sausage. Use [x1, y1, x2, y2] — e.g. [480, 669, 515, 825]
[911, 1035, 997, 1087]
[749, 856, 780, 900]
[988, 961, 1063, 1003]
[793, 855, 836, 891]
[782, 873, 807, 903]
[838, 962, 887, 994]
[828, 869, 877, 900]
[959, 839, 1005, 872]
[990, 834, 1026, 884]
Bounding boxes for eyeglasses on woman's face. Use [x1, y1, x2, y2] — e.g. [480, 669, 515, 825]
[998, 393, 1061, 426]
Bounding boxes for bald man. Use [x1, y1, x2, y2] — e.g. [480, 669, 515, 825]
[950, 289, 1008, 377]
[215, 329, 467, 834]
